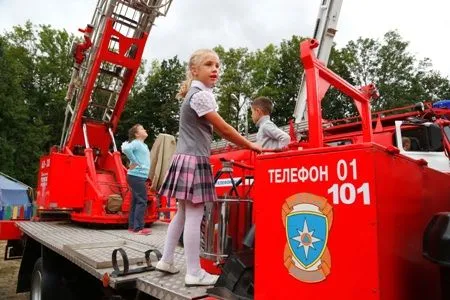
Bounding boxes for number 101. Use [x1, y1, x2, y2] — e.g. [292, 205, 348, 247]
[327, 183, 370, 205]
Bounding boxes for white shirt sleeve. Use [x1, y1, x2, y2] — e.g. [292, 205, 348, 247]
[190, 90, 218, 117]
[262, 123, 291, 148]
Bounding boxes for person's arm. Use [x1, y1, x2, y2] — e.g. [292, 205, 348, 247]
[190, 91, 261, 153]
[204, 111, 261, 153]
[121, 141, 140, 167]
[263, 123, 291, 148]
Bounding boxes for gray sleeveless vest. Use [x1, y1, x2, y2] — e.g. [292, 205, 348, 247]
[175, 87, 213, 157]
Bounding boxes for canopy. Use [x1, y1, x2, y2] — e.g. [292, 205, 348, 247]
[0, 174, 30, 206]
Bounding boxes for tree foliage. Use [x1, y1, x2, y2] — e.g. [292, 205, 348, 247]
[214, 36, 305, 134]
[0, 32, 48, 185]
[1, 22, 449, 186]
[117, 57, 185, 146]
[322, 31, 450, 119]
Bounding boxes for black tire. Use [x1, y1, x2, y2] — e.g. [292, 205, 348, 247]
[30, 257, 59, 300]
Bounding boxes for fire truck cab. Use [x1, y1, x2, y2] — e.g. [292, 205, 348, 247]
[395, 120, 450, 172]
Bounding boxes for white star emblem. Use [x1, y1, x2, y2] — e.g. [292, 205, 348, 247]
[292, 219, 321, 260]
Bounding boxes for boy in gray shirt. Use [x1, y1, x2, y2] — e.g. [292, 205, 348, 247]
[251, 96, 290, 150]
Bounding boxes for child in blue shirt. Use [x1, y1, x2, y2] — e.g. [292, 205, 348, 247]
[121, 124, 151, 235]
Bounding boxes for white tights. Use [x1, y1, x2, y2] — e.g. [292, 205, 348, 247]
[161, 200, 205, 276]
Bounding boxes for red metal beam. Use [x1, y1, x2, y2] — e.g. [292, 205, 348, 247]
[300, 39, 376, 147]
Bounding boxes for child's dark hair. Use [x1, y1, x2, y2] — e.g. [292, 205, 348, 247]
[251, 96, 273, 115]
[128, 124, 142, 141]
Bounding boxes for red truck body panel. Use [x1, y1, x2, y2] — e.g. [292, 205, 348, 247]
[253, 143, 450, 299]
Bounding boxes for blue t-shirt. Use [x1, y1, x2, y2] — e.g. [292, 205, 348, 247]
[121, 139, 150, 179]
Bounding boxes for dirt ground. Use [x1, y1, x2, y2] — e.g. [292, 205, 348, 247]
[0, 241, 29, 300]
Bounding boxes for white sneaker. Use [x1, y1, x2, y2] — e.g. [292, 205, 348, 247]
[155, 260, 179, 274]
[185, 269, 219, 287]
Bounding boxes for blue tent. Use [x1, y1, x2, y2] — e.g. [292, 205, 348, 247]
[0, 173, 30, 206]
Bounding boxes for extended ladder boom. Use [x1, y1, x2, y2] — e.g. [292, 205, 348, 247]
[35, 0, 174, 224]
[60, 0, 173, 153]
[293, 0, 343, 123]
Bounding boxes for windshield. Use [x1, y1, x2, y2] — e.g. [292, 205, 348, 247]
[395, 124, 444, 152]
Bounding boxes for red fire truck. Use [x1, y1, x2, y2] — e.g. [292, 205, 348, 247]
[2, 0, 450, 299]
[206, 37, 450, 299]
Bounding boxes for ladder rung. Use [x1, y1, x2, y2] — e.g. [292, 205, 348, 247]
[67, 104, 74, 115]
[112, 12, 139, 26]
[103, 112, 112, 121]
[89, 103, 113, 110]
[95, 86, 118, 94]
[99, 68, 124, 80]
[113, 19, 138, 31]
[118, 0, 160, 15]
[82, 117, 111, 126]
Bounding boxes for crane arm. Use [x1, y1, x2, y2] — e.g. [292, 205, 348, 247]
[293, 0, 343, 123]
[60, 0, 173, 154]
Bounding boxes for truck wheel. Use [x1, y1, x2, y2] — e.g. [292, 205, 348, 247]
[30, 258, 58, 300]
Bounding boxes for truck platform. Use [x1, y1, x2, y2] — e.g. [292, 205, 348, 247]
[17, 221, 212, 300]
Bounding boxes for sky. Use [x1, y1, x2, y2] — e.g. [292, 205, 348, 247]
[0, 0, 449, 77]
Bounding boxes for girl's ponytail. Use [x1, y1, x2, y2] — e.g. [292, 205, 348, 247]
[176, 70, 193, 100]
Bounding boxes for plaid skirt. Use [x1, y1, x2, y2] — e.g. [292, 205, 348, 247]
[158, 154, 217, 203]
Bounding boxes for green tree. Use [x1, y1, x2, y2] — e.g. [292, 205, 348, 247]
[3, 20, 450, 186]
[270, 35, 305, 125]
[33, 25, 73, 147]
[5, 22, 73, 145]
[322, 46, 357, 120]
[214, 46, 253, 132]
[214, 36, 305, 135]
[0, 22, 73, 184]
[118, 57, 185, 146]
[322, 31, 450, 120]
[409, 58, 450, 101]
[246, 43, 281, 132]
[0, 37, 49, 185]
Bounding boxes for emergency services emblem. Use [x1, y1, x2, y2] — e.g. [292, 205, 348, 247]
[281, 193, 333, 283]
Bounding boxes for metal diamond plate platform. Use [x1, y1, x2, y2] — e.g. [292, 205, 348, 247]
[17, 221, 211, 299]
